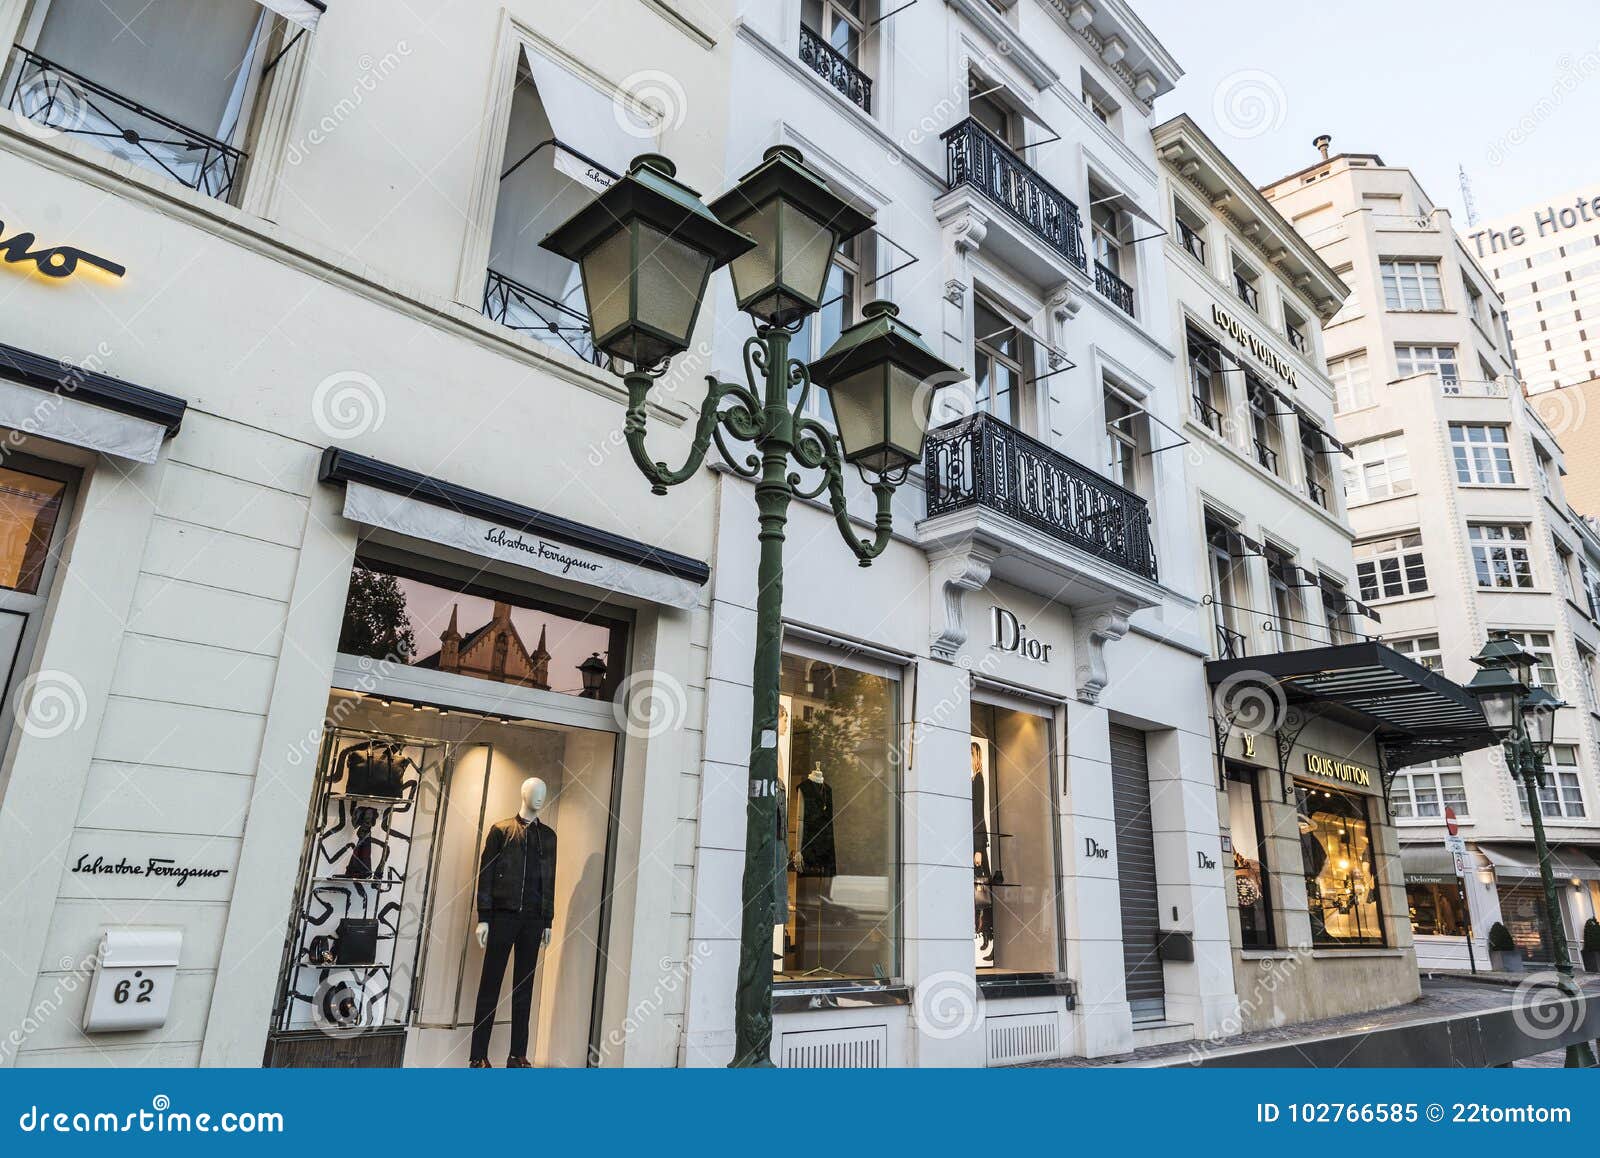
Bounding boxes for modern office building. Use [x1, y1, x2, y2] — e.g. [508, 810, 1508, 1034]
[1265, 144, 1600, 973]
[1468, 183, 1600, 396]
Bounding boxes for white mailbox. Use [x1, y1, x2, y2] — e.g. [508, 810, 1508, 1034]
[83, 928, 181, 1033]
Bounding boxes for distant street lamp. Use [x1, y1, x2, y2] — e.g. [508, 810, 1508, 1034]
[1465, 636, 1597, 1068]
[542, 148, 963, 1066]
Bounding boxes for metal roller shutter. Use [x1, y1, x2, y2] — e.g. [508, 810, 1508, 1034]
[1109, 724, 1165, 1023]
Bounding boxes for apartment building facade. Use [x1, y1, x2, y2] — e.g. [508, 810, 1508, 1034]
[1265, 146, 1600, 972]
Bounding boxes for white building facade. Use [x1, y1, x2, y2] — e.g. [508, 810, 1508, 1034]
[1265, 147, 1600, 973]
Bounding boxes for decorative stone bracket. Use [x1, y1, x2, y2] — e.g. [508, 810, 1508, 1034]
[1072, 597, 1140, 703]
[928, 544, 996, 661]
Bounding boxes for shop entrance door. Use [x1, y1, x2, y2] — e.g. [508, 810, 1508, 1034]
[1109, 724, 1165, 1022]
[1496, 881, 1556, 964]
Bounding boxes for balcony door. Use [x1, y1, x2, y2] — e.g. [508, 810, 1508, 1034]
[973, 298, 1026, 428]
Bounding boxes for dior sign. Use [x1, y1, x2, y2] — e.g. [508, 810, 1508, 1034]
[991, 607, 1053, 663]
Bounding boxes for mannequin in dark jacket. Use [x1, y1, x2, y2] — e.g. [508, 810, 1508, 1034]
[468, 776, 557, 1068]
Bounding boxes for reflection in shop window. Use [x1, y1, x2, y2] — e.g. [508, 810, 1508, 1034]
[338, 562, 621, 700]
[776, 653, 900, 982]
[970, 702, 1058, 975]
[1226, 768, 1273, 949]
[1296, 782, 1385, 948]
[1406, 881, 1468, 936]
[0, 467, 66, 594]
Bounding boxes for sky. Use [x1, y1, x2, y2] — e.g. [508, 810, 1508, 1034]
[1136, 0, 1600, 224]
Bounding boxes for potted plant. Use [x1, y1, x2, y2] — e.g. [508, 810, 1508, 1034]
[1488, 921, 1523, 973]
[1582, 918, 1600, 974]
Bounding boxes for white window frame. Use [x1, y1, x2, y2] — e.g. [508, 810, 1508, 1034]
[1343, 434, 1413, 504]
[1449, 423, 1516, 486]
[1355, 533, 1428, 602]
[1520, 744, 1587, 820]
[1492, 630, 1559, 691]
[1329, 350, 1372, 413]
[1391, 760, 1467, 820]
[1396, 344, 1460, 387]
[1470, 524, 1535, 590]
[1381, 258, 1445, 311]
[1388, 633, 1443, 672]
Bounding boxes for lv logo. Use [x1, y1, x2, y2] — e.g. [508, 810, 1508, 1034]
[1241, 732, 1256, 758]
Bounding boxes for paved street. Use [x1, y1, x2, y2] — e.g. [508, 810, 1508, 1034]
[1031, 975, 1599, 1067]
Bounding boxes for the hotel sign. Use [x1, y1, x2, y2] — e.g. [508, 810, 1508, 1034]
[1211, 303, 1298, 389]
[1303, 751, 1373, 789]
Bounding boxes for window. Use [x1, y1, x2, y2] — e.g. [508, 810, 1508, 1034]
[1174, 199, 1207, 265]
[802, 0, 865, 65]
[1355, 534, 1428, 601]
[1104, 389, 1141, 491]
[1329, 262, 1360, 324]
[790, 233, 870, 422]
[1407, 882, 1470, 936]
[1449, 424, 1515, 485]
[1391, 760, 1467, 820]
[1080, 71, 1120, 129]
[1091, 186, 1125, 278]
[1396, 344, 1460, 386]
[0, 460, 74, 748]
[1233, 253, 1262, 313]
[1284, 302, 1309, 355]
[1463, 273, 1494, 335]
[1388, 633, 1442, 672]
[1247, 378, 1281, 475]
[778, 650, 901, 980]
[971, 701, 1058, 974]
[1342, 434, 1412, 504]
[1519, 744, 1587, 820]
[338, 559, 622, 699]
[1320, 577, 1351, 643]
[973, 298, 1026, 426]
[1491, 631, 1559, 691]
[1470, 525, 1535, 589]
[1227, 768, 1273, 949]
[1187, 327, 1226, 434]
[1205, 514, 1247, 659]
[1579, 645, 1600, 712]
[1381, 258, 1445, 310]
[14, 0, 275, 201]
[1301, 426, 1332, 509]
[1328, 350, 1373, 413]
[1296, 782, 1385, 947]
[1555, 540, 1579, 601]
[968, 75, 1018, 148]
[1266, 545, 1302, 651]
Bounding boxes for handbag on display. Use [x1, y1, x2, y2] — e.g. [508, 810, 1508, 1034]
[343, 742, 404, 798]
[334, 918, 380, 965]
[307, 934, 337, 966]
[320, 980, 361, 1029]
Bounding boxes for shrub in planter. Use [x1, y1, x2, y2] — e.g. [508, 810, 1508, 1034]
[1582, 918, 1600, 974]
[1488, 921, 1523, 973]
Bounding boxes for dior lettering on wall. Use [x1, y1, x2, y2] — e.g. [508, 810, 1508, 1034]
[1303, 751, 1373, 788]
[1196, 850, 1217, 870]
[0, 220, 125, 281]
[1084, 837, 1111, 859]
[71, 853, 229, 888]
[1210, 303, 1298, 388]
[991, 607, 1053, 663]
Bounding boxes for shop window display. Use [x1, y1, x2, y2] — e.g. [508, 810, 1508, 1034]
[1406, 881, 1468, 936]
[970, 702, 1058, 974]
[1296, 782, 1385, 948]
[775, 653, 900, 982]
[1226, 768, 1273, 949]
[0, 466, 66, 594]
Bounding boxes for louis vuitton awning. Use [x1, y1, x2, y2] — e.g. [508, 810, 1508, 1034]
[1206, 641, 1498, 770]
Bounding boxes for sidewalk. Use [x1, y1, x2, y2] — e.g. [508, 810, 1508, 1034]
[1029, 975, 1597, 1068]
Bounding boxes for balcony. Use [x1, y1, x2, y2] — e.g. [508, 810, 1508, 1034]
[924, 412, 1157, 581]
[798, 23, 871, 114]
[1287, 325, 1308, 354]
[6, 47, 244, 201]
[1306, 478, 1329, 509]
[1234, 275, 1260, 313]
[1254, 441, 1279, 475]
[482, 269, 602, 366]
[1177, 220, 1206, 264]
[941, 117, 1087, 272]
[1191, 393, 1224, 435]
[1094, 261, 1135, 317]
[1215, 624, 1248, 660]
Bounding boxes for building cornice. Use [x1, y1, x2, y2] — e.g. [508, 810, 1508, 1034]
[1039, 0, 1182, 109]
[947, 0, 1060, 90]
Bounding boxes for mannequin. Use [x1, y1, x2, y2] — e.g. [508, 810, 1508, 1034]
[792, 764, 836, 972]
[468, 776, 557, 1069]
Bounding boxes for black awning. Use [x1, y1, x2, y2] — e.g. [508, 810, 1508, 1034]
[1206, 640, 1497, 770]
[0, 340, 185, 434]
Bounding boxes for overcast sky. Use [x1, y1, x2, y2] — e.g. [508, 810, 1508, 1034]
[1137, 0, 1600, 223]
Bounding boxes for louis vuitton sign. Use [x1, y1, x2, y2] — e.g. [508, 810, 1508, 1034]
[1211, 303, 1298, 388]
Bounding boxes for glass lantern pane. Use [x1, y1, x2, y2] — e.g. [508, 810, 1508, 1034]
[727, 201, 780, 312]
[580, 227, 635, 349]
[887, 363, 927, 462]
[829, 367, 887, 461]
[636, 222, 712, 347]
[779, 202, 836, 310]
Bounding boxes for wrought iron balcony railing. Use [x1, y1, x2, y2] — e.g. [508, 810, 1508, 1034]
[6, 47, 245, 201]
[1192, 393, 1224, 435]
[1235, 274, 1260, 313]
[1306, 478, 1329, 508]
[1254, 441, 1279, 475]
[1177, 219, 1206, 264]
[1215, 623, 1248, 660]
[942, 117, 1087, 271]
[1094, 260, 1135, 317]
[798, 23, 871, 113]
[925, 412, 1157, 581]
[1287, 324, 1308, 354]
[482, 268, 602, 366]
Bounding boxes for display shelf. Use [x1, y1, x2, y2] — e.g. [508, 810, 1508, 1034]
[308, 875, 402, 889]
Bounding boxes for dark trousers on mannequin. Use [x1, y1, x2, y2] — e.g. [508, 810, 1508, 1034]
[470, 911, 546, 1060]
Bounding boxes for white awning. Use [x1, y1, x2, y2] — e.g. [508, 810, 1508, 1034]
[1480, 843, 1600, 882]
[258, 0, 325, 32]
[967, 59, 1054, 133]
[1093, 188, 1165, 236]
[522, 46, 656, 194]
[0, 378, 166, 464]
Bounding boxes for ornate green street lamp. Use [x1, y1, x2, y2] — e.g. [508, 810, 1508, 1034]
[1466, 637, 1597, 1068]
[543, 148, 963, 1067]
